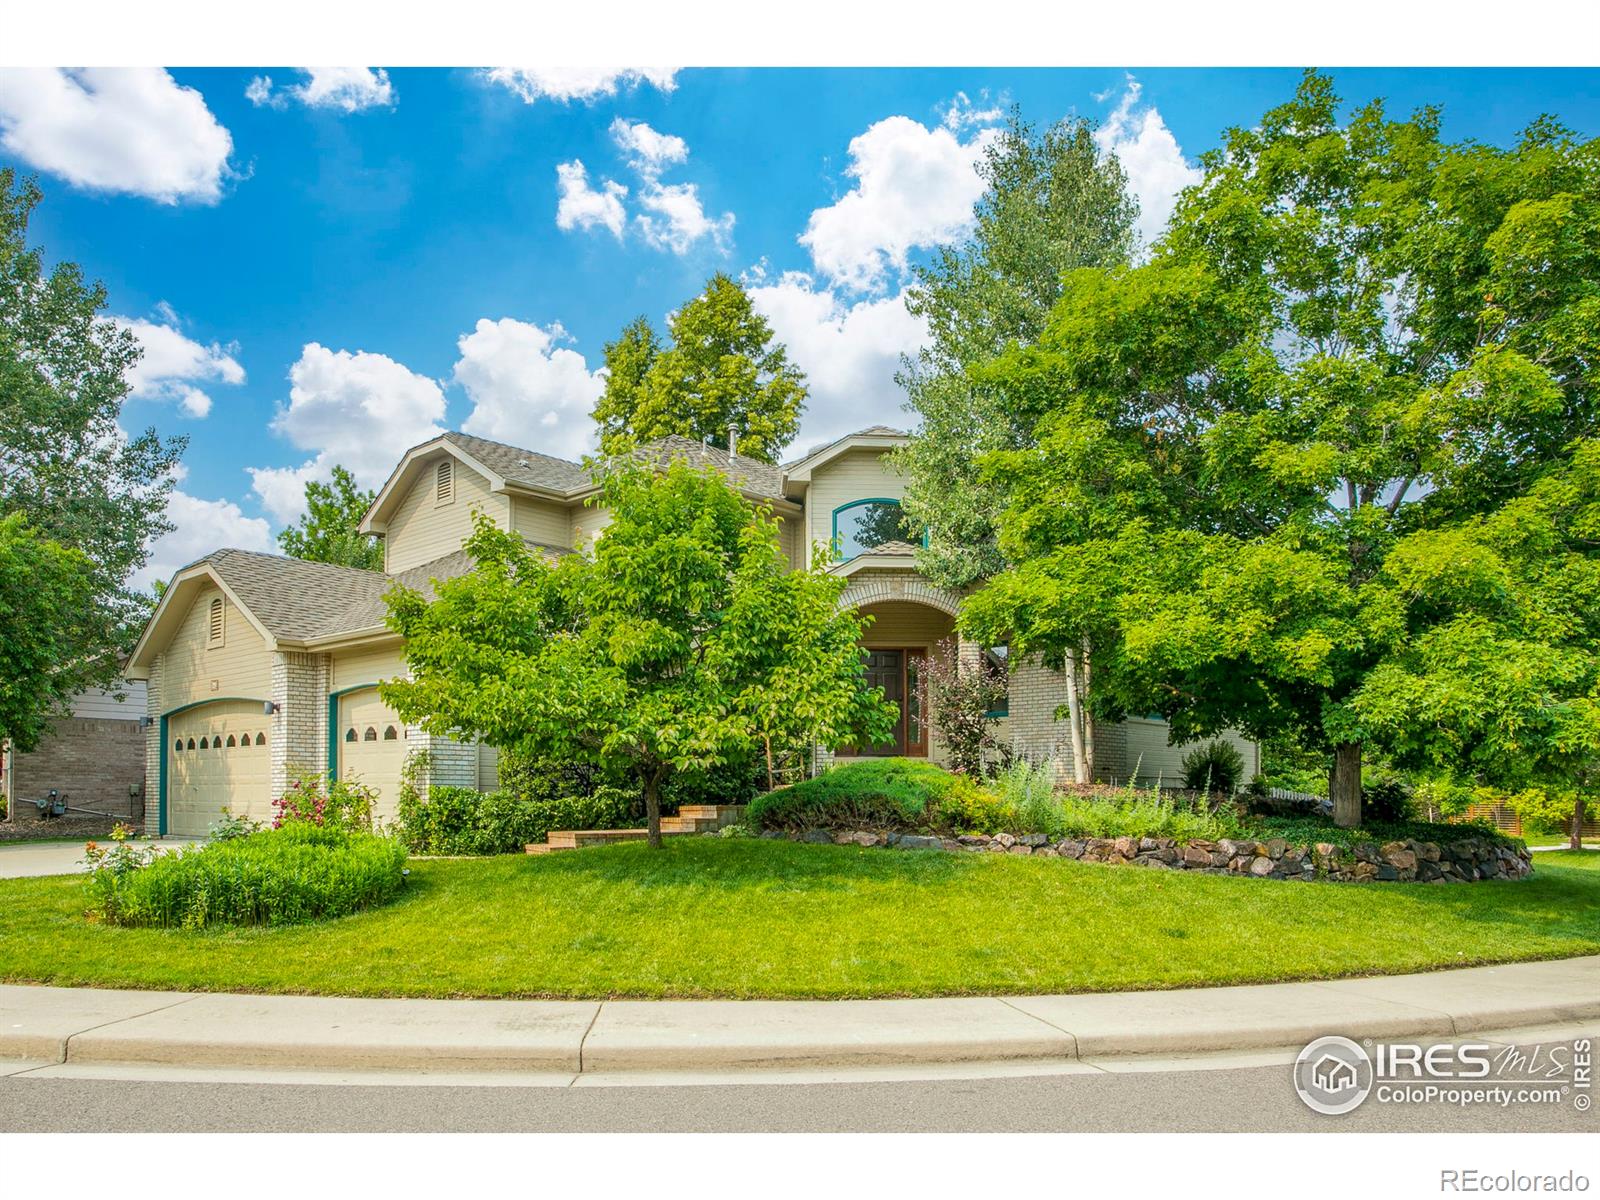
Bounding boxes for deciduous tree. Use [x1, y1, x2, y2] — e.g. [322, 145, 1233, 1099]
[0, 170, 185, 744]
[896, 111, 1138, 592]
[382, 460, 893, 846]
[592, 274, 806, 463]
[964, 72, 1599, 827]
[276, 465, 383, 570]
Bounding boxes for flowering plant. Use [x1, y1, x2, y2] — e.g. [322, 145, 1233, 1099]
[82, 823, 161, 917]
[272, 772, 376, 832]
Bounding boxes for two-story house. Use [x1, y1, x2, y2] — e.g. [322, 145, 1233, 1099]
[125, 427, 1255, 837]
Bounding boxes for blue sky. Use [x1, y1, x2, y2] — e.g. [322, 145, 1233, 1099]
[2, 66, 1597, 586]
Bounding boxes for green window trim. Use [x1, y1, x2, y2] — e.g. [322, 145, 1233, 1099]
[829, 497, 926, 562]
[327, 684, 385, 783]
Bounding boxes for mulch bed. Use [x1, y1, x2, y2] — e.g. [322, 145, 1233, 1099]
[0, 815, 128, 843]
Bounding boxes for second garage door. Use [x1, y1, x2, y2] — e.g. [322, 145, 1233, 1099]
[337, 689, 409, 823]
[168, 701, 272, 835]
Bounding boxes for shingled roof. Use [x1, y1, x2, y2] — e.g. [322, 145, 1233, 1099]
[440, 431, 592, 493]
[631, 435, 786, 500]
[195, 544, 564, 644]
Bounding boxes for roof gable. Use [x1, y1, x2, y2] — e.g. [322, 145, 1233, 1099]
[782, 427, 909, 484]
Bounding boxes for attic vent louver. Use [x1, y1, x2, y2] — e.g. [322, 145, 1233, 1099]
[207, 597, 224, 644]
[436, 458, 455, 505]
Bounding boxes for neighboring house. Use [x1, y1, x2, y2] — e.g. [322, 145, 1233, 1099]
[2, 683, 148, 824]
[125, 427, 1256, 837]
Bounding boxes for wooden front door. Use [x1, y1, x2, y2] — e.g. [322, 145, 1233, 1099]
[858, 649, 928, 757]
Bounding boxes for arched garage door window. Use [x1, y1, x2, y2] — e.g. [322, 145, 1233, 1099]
[832, 499, 917, 561]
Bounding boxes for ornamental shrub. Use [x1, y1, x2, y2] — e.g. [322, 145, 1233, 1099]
[86, 824, 407, 928]
[746, 758, 984, 831]
[394, 785, 634, 855]
[1361, 776, 1415, 824]
[1179, 740, 1246, 794]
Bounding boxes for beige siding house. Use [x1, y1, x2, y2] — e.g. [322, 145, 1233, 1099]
[126, 427, 1254, 836]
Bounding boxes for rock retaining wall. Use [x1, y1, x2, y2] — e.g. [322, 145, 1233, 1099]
[759, 828, 1533, 883]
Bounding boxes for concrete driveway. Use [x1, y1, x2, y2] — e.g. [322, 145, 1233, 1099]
[0, 838, 201, 879]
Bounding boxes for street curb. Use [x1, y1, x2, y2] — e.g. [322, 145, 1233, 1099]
[3, 956, 1597, 1076]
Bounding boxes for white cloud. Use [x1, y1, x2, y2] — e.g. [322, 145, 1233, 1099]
[246, 68, 396, 113]
[609, 117, 687, 174]
[747, 270, 927, 451]
[456, 318, 603, 462]
[0, 68, 232, 204]
[248, 343, 446, 525]
[116, 308, 244, 419]
[244, 76, 274, 107]
[555, 160, 628, 238]
[940, 90, 1005, 132]
[1094, 75, 1202, 251]
[133, 490, 274, 592]
[481, 68, 678, 104]
[556, 120, 732, 255]
[636, 180, 733, 254]
[801, 115, 999, 294]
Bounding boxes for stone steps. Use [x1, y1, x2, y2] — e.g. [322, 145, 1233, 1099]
[525, 805, 746, 855]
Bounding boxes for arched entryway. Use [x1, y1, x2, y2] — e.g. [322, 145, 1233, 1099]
[847, 599, 957, 758]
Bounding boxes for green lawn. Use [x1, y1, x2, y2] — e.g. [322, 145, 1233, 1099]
[1, 838, 1596, 1000]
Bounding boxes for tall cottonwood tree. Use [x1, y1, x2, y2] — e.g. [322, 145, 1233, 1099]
[592, 274, 806, 463]
[963, 72, 1600, 826]
[896, 111, 1138, 592]
[894, 110, 1138, 781]
[0, 170, 185, 744]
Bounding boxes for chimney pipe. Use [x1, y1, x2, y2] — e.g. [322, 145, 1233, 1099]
[728, 424, 738, 460]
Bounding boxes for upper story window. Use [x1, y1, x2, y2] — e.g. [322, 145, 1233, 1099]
[206, 597, 224, 647]
[435, 459, 455, 507]
[832, 499, 917, 561]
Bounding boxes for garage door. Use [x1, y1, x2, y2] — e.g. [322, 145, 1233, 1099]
[338, 689, 409, 823]
[168, 701, 272, 835]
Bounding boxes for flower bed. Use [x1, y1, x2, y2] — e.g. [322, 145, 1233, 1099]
[85, 823, 409, 927]
[756, 826, 1532, 883]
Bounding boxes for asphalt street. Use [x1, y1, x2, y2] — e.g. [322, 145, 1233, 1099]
[2, 1059, 1594, 1133]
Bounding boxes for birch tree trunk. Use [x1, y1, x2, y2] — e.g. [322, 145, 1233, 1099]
[1079, 643, 1094, 781]
[1062, 649, 1089, 785]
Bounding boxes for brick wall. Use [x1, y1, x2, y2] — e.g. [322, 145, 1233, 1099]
[7, 717, 146, 822]
[142, 658, 163, 835]
[271, 651, 331, 795]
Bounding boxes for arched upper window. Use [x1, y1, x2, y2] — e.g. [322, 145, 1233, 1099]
[345, 727, 357, 742]
[198, 736, 209, 750]
[207, 597, 224, 646]
[435, 458, 455, 506]
[226, 734, 237, 748]
[363, 726, 378, 741]
[382, 725, 398, 740]
[254, 732, 266, 746]
[832, 499, 917, 561]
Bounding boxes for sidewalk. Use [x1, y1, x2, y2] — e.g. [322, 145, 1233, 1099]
[3, 956, 1596, 1078]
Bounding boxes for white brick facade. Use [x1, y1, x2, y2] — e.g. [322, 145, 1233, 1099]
[141, 658, 162, 836]
[271, 651, 331, 795]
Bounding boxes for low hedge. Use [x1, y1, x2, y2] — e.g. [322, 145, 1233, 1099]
[395, 785, 634, 855]
[746, 758, 989, 832]
[89, 824, 408, 928]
